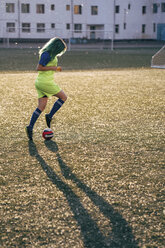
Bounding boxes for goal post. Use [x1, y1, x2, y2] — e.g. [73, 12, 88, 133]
[151, 45, 165, 69]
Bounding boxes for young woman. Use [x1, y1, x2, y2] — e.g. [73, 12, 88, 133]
[26, 37, 67, 140]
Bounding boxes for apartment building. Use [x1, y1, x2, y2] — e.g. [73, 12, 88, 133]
[0, 0, 165, 41]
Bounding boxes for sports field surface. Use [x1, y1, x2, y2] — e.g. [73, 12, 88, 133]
[0, 48, 164, 247]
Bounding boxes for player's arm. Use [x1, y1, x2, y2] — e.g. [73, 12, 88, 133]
[36, 64, 59, 71]
[36, 51, 61, 71]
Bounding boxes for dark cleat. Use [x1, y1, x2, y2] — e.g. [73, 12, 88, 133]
[45, 114, 52, 128]
[25, 126, 33, 140]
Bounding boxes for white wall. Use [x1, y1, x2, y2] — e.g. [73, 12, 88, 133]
[0, 0, 164, 40]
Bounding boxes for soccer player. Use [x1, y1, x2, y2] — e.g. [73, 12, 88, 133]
[25, 37, 67, 140]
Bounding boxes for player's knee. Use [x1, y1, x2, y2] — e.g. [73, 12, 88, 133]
[38, 97, 48, 111]
[38, 106, 44, 112]
[60, 94, 67, 102]
[41, 105, 46, 111]
[38, 102, 47, 111]
[63, 94, 67, 102]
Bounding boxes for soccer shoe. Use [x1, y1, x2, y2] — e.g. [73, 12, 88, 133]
[25, 126, 33, 140]
[45, 114, 52, 128]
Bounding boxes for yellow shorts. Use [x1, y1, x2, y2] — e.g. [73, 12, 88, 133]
[35, 81, 61, 98]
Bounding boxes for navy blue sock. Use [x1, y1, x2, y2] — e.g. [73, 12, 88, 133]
[29, 108, 42, 129]
[48, 99, 64, 119]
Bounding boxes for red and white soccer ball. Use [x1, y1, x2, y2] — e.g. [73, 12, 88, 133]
[42, 128, 54, 140]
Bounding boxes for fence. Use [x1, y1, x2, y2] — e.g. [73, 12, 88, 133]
[1, 27, 114, 50]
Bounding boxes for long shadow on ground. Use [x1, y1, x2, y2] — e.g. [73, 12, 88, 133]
[28, 140, 139, 248]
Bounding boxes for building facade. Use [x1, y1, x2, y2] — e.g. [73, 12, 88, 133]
[0, 0, 165, 41]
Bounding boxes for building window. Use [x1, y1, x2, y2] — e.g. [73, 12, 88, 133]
[161, 3, 165, 12]
[6, 22, 15, 32]
[115, 5, 120, 13]
[36, 4, 45, 14]
[74, 24, 82, 33]
[66, 23, 70, 30]
[6, 3, 15, 13]
[128, 4, 131, 10]
[142, 6, 146, 14]
[153, 3, 158, 13]
[142, 24, 146, 33]
[51, 23, 55, 29]
[124, 23, 126, 30]
[66, 5, 70, 11]
[22, 23, 30, 32]
[153, 23, 156, 32]
[21, 4, 30, 13]
[74, 5, 82, 14]
[91, 6, 98, 15]
[37, 23, 45, 32]
[115, 24, 119, 33]
[51, 4, 55, 11]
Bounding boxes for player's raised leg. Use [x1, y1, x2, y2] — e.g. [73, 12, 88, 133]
[45, 90, 67, 128]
